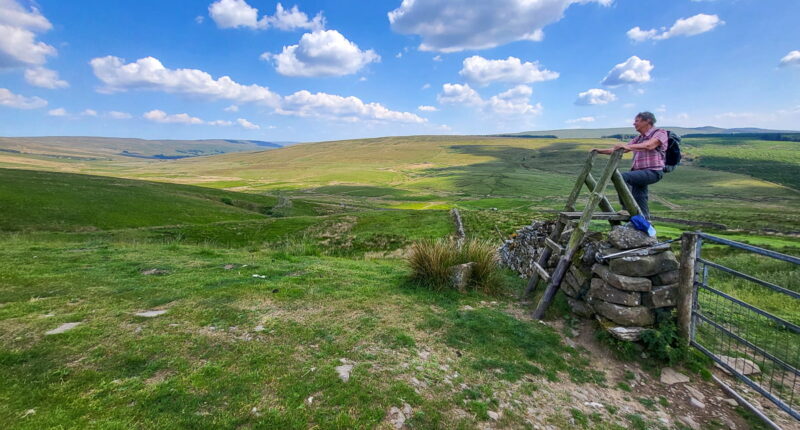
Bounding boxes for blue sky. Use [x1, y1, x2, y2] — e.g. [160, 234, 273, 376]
[1, 0, 799, 141]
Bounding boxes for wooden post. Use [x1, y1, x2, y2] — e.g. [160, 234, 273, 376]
[677, 232, 699, 344]
[611, 170, 641, 217]
[564, 151, 596, 212]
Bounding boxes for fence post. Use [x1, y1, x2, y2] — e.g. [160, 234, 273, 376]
[677, 232, 699, 344]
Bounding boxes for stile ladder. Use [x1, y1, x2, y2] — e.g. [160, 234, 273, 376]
[523, 149, 643, 319]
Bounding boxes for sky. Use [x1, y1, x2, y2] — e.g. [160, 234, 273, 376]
[1, 0, 799, 142]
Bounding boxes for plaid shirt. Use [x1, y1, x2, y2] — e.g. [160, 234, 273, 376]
[628, 128, 667, 171]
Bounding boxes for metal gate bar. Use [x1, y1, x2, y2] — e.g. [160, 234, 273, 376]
[688, 233, 799, 422]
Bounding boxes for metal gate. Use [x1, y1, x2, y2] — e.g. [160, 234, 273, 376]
[688, 233, 799, 425]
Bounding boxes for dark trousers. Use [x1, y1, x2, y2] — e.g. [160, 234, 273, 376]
[621, 169, 663, 220]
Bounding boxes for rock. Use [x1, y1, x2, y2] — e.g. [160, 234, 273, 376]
[650, 270, 679, 286]
[686, 386, 705, 402]
[418, 350, 430, 360]
[592, 301, 654, 326]
[689, 397, 705, 409]
[306, 396, 314, 405]
[607, 326, 646, 341]
[592, 264, 652, 292]
[487, 411, 500, 421]
[569, 265, 589, 286]
[141, 268, 168, 275]
[608, 226, 657, 250]
[660, 367, 689, 385]
[135, 310, 167, 317]
[716, 356, 761, 375]
[460, 305, 474, 311]
[335, 364, 354, 382]
[584, 402, 603, 408]
[387, 406, 407, 429]
[223, 264, 236, 270]
[567, 298, 594, 318]
[562, 271, 588, 298]
[642, 284, 678, 308]
[45, 322, 81, 335]
[678, 415, 701, 430]
[587, 278, 641, 306]
[609, 251, 679, 277]
[722, 398, 738, 407]
[449, 262, 476, 292]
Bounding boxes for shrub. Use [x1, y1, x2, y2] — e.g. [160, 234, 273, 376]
[407, 238, 501, 293]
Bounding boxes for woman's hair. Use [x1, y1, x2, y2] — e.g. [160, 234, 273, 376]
[636, 111, 656, 125]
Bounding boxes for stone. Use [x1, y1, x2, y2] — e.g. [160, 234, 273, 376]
[608, 226, 657, 250]
[45, 322, 81, 335]
[660, 367, 689, 385]
[592, 301, 654, 326]
[650, 270, 679, 286]
[336, 364, 354, 382]
[562, 271, 585, 298]
[592, 264, 652, 292]
[567, 298, 594, 318]
[487, 411, 500, 421]
[141, 268, 169, 275]
[686, 385, 705, 402]
[678, 415, 701, 430]
[609, 251, 679, 277]
[716, 356, 761, 375]
[643, 284, 678, 308]
[689, 398, 705, 409]
[607, 326, 646, 341]
[223, 264, 235, 270]
[722, 398, 738, 407]
[587, 278, 641, 306]
[569, 265, 589, 285]
[449, 262, 476, 293]
[135, 310, 167, 317]
[387, 406, 408, 429]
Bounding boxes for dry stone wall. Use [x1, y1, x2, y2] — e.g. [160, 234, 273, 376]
[500, 222, 680, 341]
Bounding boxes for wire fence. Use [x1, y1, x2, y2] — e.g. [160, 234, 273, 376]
[689, 233, 799, 422]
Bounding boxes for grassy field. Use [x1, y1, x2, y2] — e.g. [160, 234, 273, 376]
[1, 134, 798, 428]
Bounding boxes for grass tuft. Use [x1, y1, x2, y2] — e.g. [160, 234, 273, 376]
[406, 238, 502, 292]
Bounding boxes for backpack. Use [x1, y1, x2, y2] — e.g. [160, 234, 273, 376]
[663, 130, 681, 173]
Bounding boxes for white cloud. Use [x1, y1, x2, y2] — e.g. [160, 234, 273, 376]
[395, 52, 403, 59]
[278, 90, 426, 123]
[437, 83, 483, 106]
[627, 14, 723, 42]
[575, 88, 616, 105]
[602, 56, 654, 86]
[237, 118, 260, 129]
[421, 83, 431, 89]
[459, 56, 559, 86]
[208, 119, 233, 126]
[224, 104, 239, 112]
[566, 116, 596, 124]
[108, 111, 132, 119]
[195, 15, 205, 24]
[432, 55, 442, 62]
[486, 85, 542, 115]
[418, 105, 438, 112]
[0, 0, 57, 69]
[48, 107, 66, 116]
[0, 87, 47, 109]
[438, 83, 542, 116]
[779, 50, 800, 68]
[261, 3, 324, 31]
[81, 109, 98, 116]
[143, 109, 204, 125]
[209, 0, 323, 31]
[90, 56, 281, 106]
[208, 0, 259, 29]
[268, 30, 379, 77]
[24, 67, 68, 89]
[388, 0, 612, 53]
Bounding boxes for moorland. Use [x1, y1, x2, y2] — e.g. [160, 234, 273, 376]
[0, 132, 798, 429]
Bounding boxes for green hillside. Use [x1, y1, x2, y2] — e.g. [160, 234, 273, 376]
[0, 169, 287, 232]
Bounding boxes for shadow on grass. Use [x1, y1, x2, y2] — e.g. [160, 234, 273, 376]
[696, 156, 800, 190]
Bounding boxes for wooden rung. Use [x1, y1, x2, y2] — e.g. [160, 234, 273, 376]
[544, 238, 563, 254]
[560, 211, 630, 221]
[532, 262, 551, 283]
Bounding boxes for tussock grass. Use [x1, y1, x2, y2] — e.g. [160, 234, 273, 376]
[407, 238, 501, 293]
